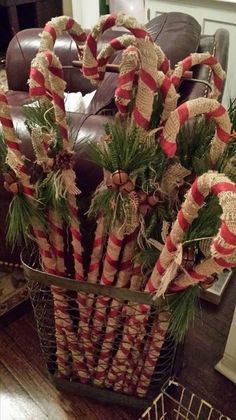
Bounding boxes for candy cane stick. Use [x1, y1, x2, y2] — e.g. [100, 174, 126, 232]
[147, 171, 236, 297]
[134, 171, 236, 396]
[82, 13, 158, 130]
[171, 52, 225, 100]
[29, 52, 91, 382]
[159, 97, 231, 161]
[93, 232, 137, 386]
[108, 40, 177, 122]
[97, 35, 170, 83]
[115, 45, 140, 116]
[90, 224, 124, 347]
[106, 261, 144, 392]
[82, 13, 152, 81]
[135, 310, 170, 397]
[107, 170, 235, 390]
[0, 91, 82, 379]
[39, 15, 86, 56]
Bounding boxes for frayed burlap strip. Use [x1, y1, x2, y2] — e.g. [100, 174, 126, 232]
[160, 163, 191, 197]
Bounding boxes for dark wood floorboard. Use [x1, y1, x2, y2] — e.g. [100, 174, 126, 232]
[0, 279, 236, 419]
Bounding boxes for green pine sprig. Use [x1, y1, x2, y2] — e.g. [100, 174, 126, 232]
[167, 285, 200, 343]
[185, 196, 221, 243]
[0, 132, 8, 173]
[37, 172, 69, 222]
[88, 121, 155, 178]
[228, 97, 236, 132]
[6, 193, 45, 249]
[176, 117, 215, 175]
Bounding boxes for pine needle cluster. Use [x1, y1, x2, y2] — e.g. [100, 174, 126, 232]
[88, 121, 155, 177]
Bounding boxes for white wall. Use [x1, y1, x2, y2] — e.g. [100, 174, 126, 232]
[72, 0, 100, 28]
[63, 0, 72, 16]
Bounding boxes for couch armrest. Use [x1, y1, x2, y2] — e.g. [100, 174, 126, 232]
[179, 28, 229, 103]
[6, 28, 95, 95]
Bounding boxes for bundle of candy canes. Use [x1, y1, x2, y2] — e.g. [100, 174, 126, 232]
[1, 14, 236, 398]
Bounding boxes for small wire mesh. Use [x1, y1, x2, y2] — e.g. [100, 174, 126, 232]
[24, 254, 180, 402]
[140, 379, 231, 420]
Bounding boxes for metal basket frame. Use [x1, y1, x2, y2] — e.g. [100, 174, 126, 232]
[22, 254, 183, 409]
[140, 378, 231, 419]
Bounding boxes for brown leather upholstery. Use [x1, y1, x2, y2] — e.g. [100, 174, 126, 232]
[0, 12, 230, 265]
[6, 28, 95, 94]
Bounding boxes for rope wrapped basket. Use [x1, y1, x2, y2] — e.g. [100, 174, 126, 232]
[1, 13, 236, 405]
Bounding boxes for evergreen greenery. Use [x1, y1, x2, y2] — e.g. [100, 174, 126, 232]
[0, 132, 8, 173]
[6, 194, 45, 248]
[176, 117, 215, 175]
[37, 172, 69, 222]
[88, 121, 155, 177]
[228, 97, 236, 132]
[167, 285, 200, 343]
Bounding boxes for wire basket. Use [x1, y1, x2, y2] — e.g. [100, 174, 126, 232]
[22, 253, 182, 409]
[140, 379, 231, 419]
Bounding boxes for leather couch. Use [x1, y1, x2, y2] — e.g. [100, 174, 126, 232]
[0, 12, 229, 265]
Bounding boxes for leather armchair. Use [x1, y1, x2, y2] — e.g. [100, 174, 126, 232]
[0, 12, 229, 265]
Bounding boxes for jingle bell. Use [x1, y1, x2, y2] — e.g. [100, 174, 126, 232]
[112, 170, 129, 186]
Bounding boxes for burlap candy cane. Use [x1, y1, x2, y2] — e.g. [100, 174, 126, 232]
[83, 13, 151, 80]
[0, 91, 85, 379]
[29, 51, 91, 382]
[90, 224, 124, 347]
[97, 34, 138, 81]
[106, 261, 144, 392]
[93, 231, 137, 386]
[171, 52, 225, 100]
[115, 45, 140, 115]
[82, 13, 158, 130]
[160, 97, 231, 161]
[96, 34, 170, 83]
[39, 15, 86, 56]
[134, 171, 236, 396]
[168, 171, 236, 293]
[98, 37, 177, 125]
[147, 171, 236, 297]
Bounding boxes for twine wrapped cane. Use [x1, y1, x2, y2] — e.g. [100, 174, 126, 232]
[171, 52, 225, 100]
[112, 43, 177, 123]
[39, 15, 86, 57]
[159, 97, 231, 161]
[29, 51, 90, 382]
[0, 91, 73, 378]
[135, 171, 236, 397]
[93, 231, 138, 386]
[82, 13, 158, 130]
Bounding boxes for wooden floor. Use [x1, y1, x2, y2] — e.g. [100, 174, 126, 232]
[0, 281, 236, 420]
